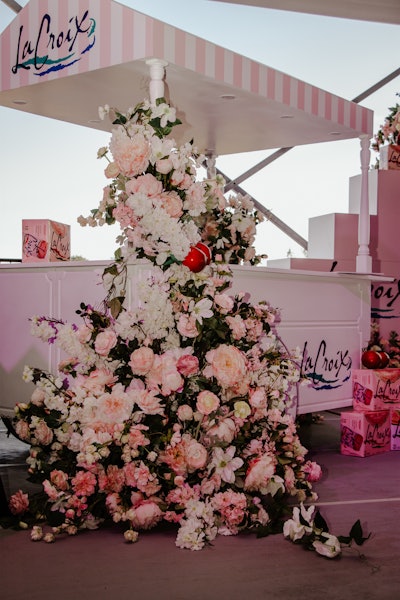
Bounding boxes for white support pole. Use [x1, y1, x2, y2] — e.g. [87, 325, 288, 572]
[206, 154, 217, 179]
[356, 135, 372, 273]
[146, 58, 168, 105]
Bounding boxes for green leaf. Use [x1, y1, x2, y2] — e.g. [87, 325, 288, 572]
[314, 510, 329, 533]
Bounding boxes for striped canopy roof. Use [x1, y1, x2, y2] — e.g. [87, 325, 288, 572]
[0, 0, 373, 155]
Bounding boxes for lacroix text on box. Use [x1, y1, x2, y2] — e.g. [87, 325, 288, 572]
[352, 369, 400, 411]
[340, 410, 391, 457]
[22, 220, 70, 262]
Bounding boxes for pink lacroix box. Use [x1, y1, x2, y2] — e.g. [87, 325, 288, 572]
[22, 220, 70, 262]
[352, 369, 400, 412]
[379, 144, 400, 170]
[340, 410, 391, 457]
[390, 407, 400, 450]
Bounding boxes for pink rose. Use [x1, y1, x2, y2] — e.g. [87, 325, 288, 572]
[155, 158, 173, 174]
[177, 314, 198, 338]
[15, 420, 30, 442]
[50, 469, 69, 491]
[129, 347, 155, 375]
[176, 354, 199, 377]
[76, 324, 93, 344]
[34, 420, 54, 446]
[160, 191, 183, 218]
[177, 404, 193, 421]
[30, 388, 46, 407]
[214, 293, 234, 313]
[130, 501, 163, 530]
[205, 344, 247, 388]
[94, 330, 118, 356]
[184, 437, 208, 471]
[226, 315, 246, 340]
[303, 460, 322, 482]
[96, 385, 134, 423]
[77, 368, 117, 394]
[196, 390, 220, 415]
[104, 161, 120, 178]
[9, 489, 29, 515]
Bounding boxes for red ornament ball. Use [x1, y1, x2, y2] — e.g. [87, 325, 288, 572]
[361, 350, 383, 369]
[182, 243, 211, 273]
[377, 351, 390, 368]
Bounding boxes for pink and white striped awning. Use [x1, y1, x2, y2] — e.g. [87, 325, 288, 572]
[0, 0, 373, 155]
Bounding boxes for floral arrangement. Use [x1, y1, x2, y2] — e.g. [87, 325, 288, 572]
[366, 321, 400, 367]
[371, 93, 400, 153]
[5, 98, 367, 558]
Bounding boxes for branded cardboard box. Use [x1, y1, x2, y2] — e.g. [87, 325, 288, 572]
[22, 219, 70, 262]
[352, 369, 400, 411]
[340, 410, 391, 457]
[379, 144, 400, 170]
[390, 407, 400, 450]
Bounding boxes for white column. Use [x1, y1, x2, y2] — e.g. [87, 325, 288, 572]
[146, 58, 168, 105]
[356, 135, 372, 273]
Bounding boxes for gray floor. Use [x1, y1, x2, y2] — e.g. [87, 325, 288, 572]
[1, 411, 400, 600]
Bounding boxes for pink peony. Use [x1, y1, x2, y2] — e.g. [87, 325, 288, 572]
[95, 385, 134, 423]
[34, 420, 54, 446]
[207, 417, 236, 443]
[214, 293, 234, 313]
[109, 130, 150, 177]
[9, 489, 29, 515]
[15, 420, 30, 442]
[196, 390, 220, 415]
[78, 368, 118, 394]
[176, 354, 199, 377]
[135, 389, 164, 415]
[225, 315, 246, 340]
[94, 330, 118, 356]
[130, 501, 163, 530]
[303, 460, 322, 482]
[129, 346, 155, 375]
[126, 173, 162, 197]
[71, 470, 97, 497]
[159, 191, 183, 217]
[205, 344, 247, 388]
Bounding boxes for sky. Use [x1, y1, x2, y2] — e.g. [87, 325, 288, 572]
[0, 0, 399, 262]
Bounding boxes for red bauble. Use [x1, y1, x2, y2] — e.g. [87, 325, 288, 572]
[377, 351, 390, 368]
[182, 246, 207, 273]
[182, 243, 211, 273]
[195, 242, 212, 265]
[361, 350, 382, 369]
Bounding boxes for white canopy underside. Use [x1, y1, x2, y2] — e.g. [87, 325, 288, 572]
[0, 0, 373, 156]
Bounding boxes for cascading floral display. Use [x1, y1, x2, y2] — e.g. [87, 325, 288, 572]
[8, 98, 338, 554]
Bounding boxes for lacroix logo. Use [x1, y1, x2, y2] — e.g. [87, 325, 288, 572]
[11, 10, 96, 77]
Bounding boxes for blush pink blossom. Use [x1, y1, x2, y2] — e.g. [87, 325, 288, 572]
[176, 354, 199, 377]
[130, 500, 163, 530]
[129, 346, 155, 375]
[160, 191, 183, 218]
[177, 404, 193, 421]
[15, 420, 30, 442]
[225, 315, 246, 340]
[109, 130, 150, 177]
[303, 460, 322, 482]
[94, 330, 118, 356]
[196, 390, 220, 415]
[135, 389, 164, 416]
[126, 173, 162, 197]
[77, 368, 118, 394]
[214, 293, 234, 313]
[34, 420, 54, 446]
[95, 386, 134, 423]
[207, 417, 236, 443]
[205, 344, 247, 388]
[9, 489, 29, 515]
[71, 470, 97, 497]
[177, 314, 198, 338]
[183, 436, 208, 471]
[50, 469, 69, 491]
